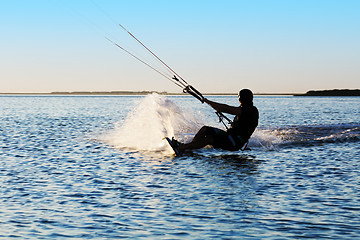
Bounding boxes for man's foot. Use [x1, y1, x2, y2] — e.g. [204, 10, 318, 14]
[171, 137, 183, 148]
[165, 137, 182, 155]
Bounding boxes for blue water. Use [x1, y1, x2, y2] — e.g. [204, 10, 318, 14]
[0, 95, 359, 239]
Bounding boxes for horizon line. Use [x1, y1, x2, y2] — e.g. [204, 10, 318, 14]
[0, 91, 297, 96]
[1, 89, 359, 96]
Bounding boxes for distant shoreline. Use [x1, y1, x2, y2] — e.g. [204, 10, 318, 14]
[1, 89, 359, 96]
[0, 91, 293, 96]
[295, 89, 360, 96]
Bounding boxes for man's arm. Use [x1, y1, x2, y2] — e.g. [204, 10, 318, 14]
[204, 98, 242, 115]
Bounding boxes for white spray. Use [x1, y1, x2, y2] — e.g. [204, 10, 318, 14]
[104, 93, 205, 153]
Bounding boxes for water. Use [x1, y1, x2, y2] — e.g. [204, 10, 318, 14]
[0, 94, 359, 239]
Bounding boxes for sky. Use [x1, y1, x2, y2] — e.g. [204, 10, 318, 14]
[1, 0, 359, 94]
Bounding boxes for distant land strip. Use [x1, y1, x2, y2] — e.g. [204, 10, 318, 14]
[0, 91, 287, 96]
[0, 89, 359, 96]
[0, 91, 232, 95]
[295, 89, 360, 96]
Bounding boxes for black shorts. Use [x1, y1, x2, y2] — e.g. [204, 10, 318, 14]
[205, 126, 246, 151]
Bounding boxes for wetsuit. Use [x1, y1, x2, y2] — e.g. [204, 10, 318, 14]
[207, 104, 259, 151]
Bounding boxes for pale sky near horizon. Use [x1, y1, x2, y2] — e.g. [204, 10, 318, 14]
[1, 0, 359, 93]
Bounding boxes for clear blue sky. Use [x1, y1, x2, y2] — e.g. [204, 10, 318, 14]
[1, 0, 359, 93]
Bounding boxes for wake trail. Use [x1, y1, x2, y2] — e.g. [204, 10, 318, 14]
[251, 124, 360, 150]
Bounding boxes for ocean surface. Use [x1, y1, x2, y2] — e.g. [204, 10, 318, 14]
[0, 94, 359, 239]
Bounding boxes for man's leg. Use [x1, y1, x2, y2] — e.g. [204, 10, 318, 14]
[177, 126, 215, 151]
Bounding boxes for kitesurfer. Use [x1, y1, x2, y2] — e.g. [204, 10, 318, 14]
[113, 25, 258, 155]
[171, 89, 259, 153]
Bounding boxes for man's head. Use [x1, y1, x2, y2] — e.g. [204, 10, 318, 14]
[238, 89, 253, 106]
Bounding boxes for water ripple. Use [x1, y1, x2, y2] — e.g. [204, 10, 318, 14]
[0, 96, 359, 239]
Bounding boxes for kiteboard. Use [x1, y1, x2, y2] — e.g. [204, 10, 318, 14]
[165, 137, 181, 156]
[165, 136, 252, 157]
